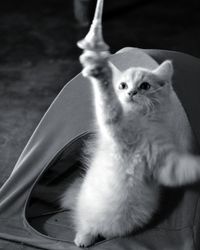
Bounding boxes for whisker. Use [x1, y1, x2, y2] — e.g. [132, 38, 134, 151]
[149, 86, 164, 94]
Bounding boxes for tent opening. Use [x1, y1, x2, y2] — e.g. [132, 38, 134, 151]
[25, 133, 91, 242]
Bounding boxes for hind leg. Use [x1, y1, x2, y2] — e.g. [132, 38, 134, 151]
[74, 231, 96, 248]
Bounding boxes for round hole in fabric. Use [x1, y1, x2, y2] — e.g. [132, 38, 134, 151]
[25, 132, 92, 242]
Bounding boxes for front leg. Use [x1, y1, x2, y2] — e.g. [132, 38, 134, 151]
[154, 151, 200, 187]
[80, 51, 123, 134]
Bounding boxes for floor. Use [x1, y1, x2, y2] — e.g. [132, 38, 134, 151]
[1, 0, 200, 186]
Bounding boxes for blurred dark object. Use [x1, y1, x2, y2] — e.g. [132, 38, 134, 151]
[73, 0, 93, 26]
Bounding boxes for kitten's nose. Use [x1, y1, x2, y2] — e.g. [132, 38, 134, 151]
[128, 90, 137, 96]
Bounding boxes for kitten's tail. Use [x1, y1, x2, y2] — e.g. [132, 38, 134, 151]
[60, 177, 83, 210]
[156, 153, 200, 187]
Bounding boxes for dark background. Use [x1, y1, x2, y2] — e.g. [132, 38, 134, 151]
[0, 0, 200, 187]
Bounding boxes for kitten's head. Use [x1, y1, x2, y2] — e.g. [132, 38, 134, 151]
[115, 60, 173, 114]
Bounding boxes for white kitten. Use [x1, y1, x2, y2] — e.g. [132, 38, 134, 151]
[62, 51, 200, 248]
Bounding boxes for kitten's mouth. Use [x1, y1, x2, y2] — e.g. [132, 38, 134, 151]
[126, 96, 137, 103]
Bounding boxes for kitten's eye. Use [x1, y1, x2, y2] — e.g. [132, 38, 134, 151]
[119, 82, 128, 90]
[139, 82, 151, 90]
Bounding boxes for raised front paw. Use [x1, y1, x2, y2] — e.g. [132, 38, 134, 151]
[74, 232, 96, 248]
[80, 50, 109, 67]
[80, 51, 110, 78]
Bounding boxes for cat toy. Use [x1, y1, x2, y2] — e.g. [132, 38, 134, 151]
[77, 0, 109, 53]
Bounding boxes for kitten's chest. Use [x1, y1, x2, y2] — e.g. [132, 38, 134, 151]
[89, 135, 152, 193]
[98, 150, 155, 209]
[119, 150, 149, 185]
[98, 141, 148, 186]
[85, 139, 157, 213]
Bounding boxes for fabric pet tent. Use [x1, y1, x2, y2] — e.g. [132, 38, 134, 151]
[0, 48, 200, 250]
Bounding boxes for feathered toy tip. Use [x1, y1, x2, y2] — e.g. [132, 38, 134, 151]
[77, 0, 109, 52]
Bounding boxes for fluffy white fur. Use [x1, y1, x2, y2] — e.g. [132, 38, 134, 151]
[61, 51, 200, 247]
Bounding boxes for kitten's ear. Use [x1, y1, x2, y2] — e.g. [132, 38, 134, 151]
[153, 60, 173, 82]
